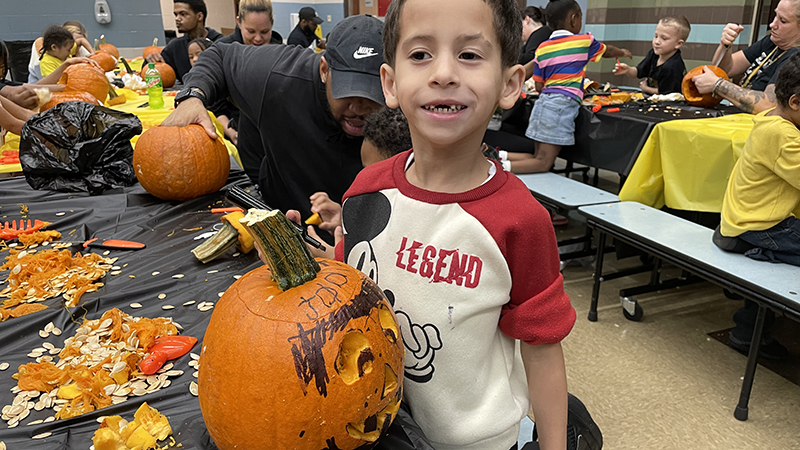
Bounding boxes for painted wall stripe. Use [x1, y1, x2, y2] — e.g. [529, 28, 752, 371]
[585, 24, 751, 45]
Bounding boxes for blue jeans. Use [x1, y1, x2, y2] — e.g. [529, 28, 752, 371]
[738, 216, 800, 267]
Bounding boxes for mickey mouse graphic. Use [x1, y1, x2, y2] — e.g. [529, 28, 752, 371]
[342, 192, 442, 384]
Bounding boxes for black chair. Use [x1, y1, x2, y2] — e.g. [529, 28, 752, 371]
[6, 40, 34, 83]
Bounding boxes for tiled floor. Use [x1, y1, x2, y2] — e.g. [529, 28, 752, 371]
[539, 168, 800, 449]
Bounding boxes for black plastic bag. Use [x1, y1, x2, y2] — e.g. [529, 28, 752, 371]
[19, 101, 142, 195]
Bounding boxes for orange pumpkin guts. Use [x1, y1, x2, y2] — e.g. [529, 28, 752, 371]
[199, 210, 405, 450]
[133, 124, 230, 201]
[139, 62, 176, 89]
[682, 65, 729, 108]
[98, 35, 119, 59]
[41, 91, 101, 111]
[143, 38, 162, 60]
[59, 63, 109, 104]
[89, 52, 117, 72]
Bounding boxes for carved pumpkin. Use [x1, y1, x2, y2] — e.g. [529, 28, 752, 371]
[199, 210, 405, 450]
[98, 35, 119, 59]
[58, 63, 109, 104]
[143, 38, 162, 60]
[89, 52, 117, 73]
[133, 124, 230, 201]
[682, 65, 729, 108]
[139, 62, 176, 89]
[41, 92, 101, 111]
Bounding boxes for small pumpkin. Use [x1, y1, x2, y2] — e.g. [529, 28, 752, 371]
[58, 63, 109, 104]
[143, 38, 162, 60]
[199, 209, 404, 450]
[133, 124, 230, 201]
[41, 92, 101, 111]
[98, 35, 119, 59]
[139, 62, 176, 89]
[89, 51, 117, 73]
[682, 65, 729, 108]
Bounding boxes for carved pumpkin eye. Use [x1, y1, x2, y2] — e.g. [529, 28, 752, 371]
[378, 304, 399, 344]
[336, 331, 374, 385]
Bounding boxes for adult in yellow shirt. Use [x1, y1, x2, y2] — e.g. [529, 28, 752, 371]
[714, 53, 800, 360]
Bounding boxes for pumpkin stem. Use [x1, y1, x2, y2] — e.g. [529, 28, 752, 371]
[191, 221, 240, 264]
[119, 57, 133, 75]
[94, 38, 100, 51]
[241, 209, 320, 291]
[101, 35, 107, 45]
[152, 38, 159, 47]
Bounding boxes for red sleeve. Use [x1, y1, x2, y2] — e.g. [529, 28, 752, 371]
[460, 172, 575, 345]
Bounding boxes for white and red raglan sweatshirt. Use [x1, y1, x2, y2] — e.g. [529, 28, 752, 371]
[336, 151, 576, 450]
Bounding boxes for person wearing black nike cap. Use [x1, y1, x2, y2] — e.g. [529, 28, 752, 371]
[161, 14, 384, 224]
[288, 6, 326, 50]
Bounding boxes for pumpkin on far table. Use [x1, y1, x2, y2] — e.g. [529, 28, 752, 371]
[88, 51, 117, 73]
[98, 35, 119, 59]
[139, 62, 176, 89]
[682, 65, 729, 108]
[41, 91, 101, 111]
[143, 38, 162, 60]
[58, 63, 109, 104]
[198, 209, 405, 450]
[133, 124, 230, 201]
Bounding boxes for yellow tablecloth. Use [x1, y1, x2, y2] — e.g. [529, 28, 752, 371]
[618, 114, 754, 213]
[0, 93, 241, 173]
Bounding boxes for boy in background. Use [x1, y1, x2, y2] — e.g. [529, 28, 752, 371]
[508, 0, 631, 174]
[613, 16, 690, 95]
[713, 53, 800, 359]
[338, 0, 575, 448]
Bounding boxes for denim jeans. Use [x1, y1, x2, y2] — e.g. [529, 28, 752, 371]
[738, 216, 800, 267]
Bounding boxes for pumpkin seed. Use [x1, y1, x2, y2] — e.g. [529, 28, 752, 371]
[232, 252, 241, 257]
[0, 441, 6, 450]
[193, 371, 199, 378]
[55, 212, 66, 216]
[27, 419, 43, 426]
[52, 328, 62, 336]
[234, 275, 242, 279]
[158, 293, 166, 300]
[0, 362, 9, 371]
[44, 416, 55, 423]
[165, 370, 183, 377]
[190, 353, 200, 360]
[110, 270, 122, 276]
[189, 381, 198, 396]
[33, 432, 52, 439]
[172, 274, 184, 279]
[206, 270, 218, 274]
[112, 266, 120, 270]
[42, 342, 54, 350]
[102, 250, 110, 256]
[161, 305, 174, 310]
[130, 303, 142, 309]
[99, 318, 113, 330]
[218, 292, 224, 297]
[38, 330, 49, 338]
[183, 300, 196, 306]
[151, 271, 160, 276]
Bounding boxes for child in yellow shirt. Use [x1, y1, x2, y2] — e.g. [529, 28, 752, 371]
[39, 25, 76, 77]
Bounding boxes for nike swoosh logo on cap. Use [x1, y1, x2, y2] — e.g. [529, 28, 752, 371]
[353, 47, 379, 59]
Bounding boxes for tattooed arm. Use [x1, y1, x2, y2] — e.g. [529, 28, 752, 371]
[716, 81, 777, 113]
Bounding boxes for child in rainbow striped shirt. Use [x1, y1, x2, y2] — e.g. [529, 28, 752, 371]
[508, 0, 630, 174]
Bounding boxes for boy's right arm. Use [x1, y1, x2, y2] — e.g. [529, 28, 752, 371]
[612, 62, 638, 78]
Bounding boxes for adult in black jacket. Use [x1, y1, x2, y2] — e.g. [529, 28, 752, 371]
[287, 7, 325, 50]
[146, 0, 223, 83]
[216, 0, 284, 182]
[163, 15, 385, 223]
[519, 6, 551, 65]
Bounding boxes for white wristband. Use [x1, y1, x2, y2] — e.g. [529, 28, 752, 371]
[498, 150, 508, 161]
[501, 160, 512, 172]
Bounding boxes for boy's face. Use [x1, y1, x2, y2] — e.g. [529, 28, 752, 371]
[652, 23, 683, 56]
[188, 42, 202, 66]
[52, 41, 73, 60]
[381, 0, 523, 150]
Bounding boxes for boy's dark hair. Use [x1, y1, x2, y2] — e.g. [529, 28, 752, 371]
[39, 25, 74, 60]
[383, 0, 522, 68]
[545, 0, 580, 31]
[363, 107, 413, 159]
[775, 52, 800, 107]
[0, 39, 8, 80]
[523, 6, 545, 25]
[175, 0, 208, 22]
[189, 37, 213, 52]
[659, 15, 691, 41]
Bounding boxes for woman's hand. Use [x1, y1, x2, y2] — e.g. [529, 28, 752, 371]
[691, 66, 720, 94]
[721, 23, 744, 46]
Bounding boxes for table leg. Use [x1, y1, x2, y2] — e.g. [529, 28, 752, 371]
[734, 303, 767, 421]
[588, 231, 606, 322]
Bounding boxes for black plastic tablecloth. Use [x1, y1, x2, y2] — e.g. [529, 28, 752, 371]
[0, 168, 432, 450]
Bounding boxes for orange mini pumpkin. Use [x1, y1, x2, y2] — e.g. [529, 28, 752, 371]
[199, 210, 404, 450]
[89, 52, 117, 73]
[682, 65, 729, 108]
[143, 38, 162, 60]
[98, 35, 119, 59]
[140, 62, 176, 89]
[41, 92, 101, 111]
[133, 124, 230, 201]
[58, 63, 109, 104]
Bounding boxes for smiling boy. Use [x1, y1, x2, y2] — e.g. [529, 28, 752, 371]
[335, 1, 575, 449]
[614, 16, 690, 94]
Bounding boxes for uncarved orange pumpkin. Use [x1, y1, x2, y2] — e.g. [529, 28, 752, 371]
[41, 92, 101, 111]
[143, 38, 162, 60]
[682, 65, 729, 108]
[98, 35, 119, 59]
[58, 63, 109, 104]
[140, 62, 176, 89]
[89, 52, 117, 73]
[198, 222, 405, 450]
[133, 124, 230, 201]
